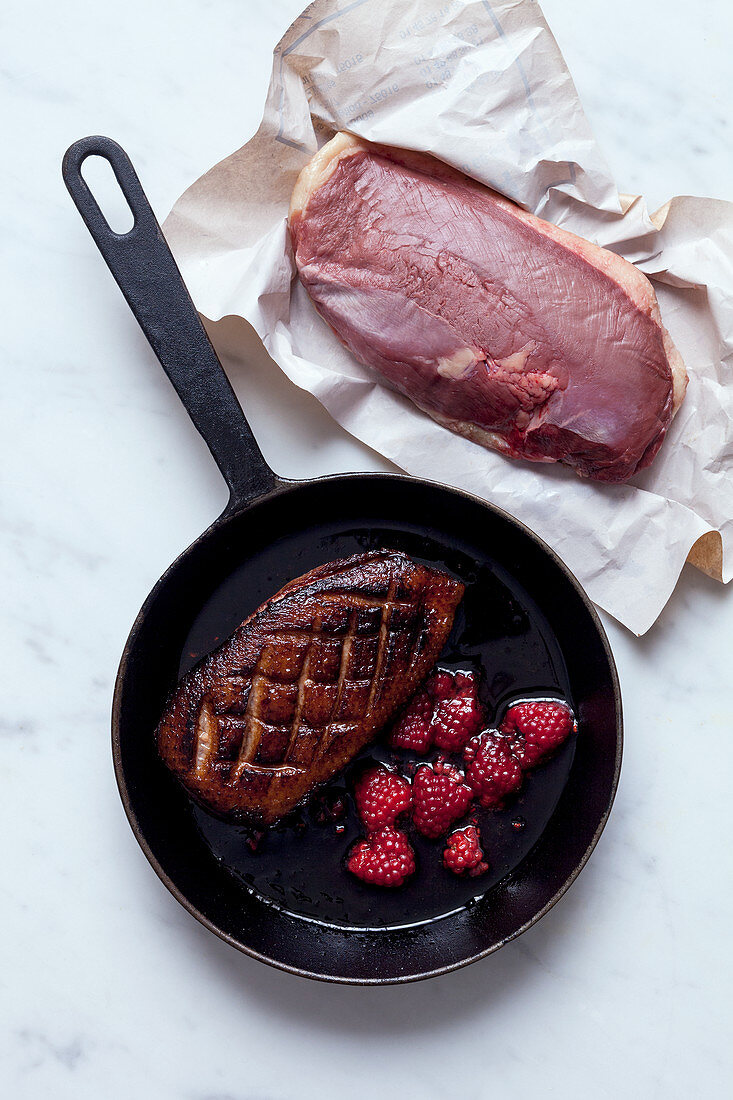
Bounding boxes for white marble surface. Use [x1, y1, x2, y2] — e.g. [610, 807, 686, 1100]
[3, 1, 732, 1097]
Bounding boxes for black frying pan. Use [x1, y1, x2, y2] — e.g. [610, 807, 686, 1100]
[63, 136, 622, 985]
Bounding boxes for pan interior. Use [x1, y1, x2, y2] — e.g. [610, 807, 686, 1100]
[115, 475, 620, 982]
[183, 517, 575, 930]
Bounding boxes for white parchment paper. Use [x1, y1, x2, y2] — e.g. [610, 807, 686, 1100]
[163, 0, 733, 634]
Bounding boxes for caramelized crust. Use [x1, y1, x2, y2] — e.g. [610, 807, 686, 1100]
[157, 551, 464, 824]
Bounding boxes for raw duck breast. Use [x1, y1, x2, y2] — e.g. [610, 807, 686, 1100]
[157, 551, 463, 824]
[289, 133, 687, 483]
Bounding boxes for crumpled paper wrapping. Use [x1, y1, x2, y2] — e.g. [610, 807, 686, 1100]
[163, 0, 732, 634]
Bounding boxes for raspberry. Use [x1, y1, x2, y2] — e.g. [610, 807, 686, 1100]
[432, 690, 484, 751]
[390, 686, 434, 752]
[431, 671, 455, 697]
[390, 668, 484, 754]
[412, 761, 472, 838]
[443, 825, 489, 877]
[347, 827, 416, 887]
[464, 731, 523, 808]
[500, 700, 575, 768]
[354, 766, 412, 831]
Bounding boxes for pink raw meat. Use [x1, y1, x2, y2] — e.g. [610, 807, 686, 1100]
[288, 134, 687, 483]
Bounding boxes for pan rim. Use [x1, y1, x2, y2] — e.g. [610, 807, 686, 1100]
[111, 470, 623, 985]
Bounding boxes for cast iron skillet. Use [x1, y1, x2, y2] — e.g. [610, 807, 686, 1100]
[63, 136, 622, 984]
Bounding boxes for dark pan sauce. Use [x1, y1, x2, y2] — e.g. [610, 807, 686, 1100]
[179, 523, 576, 930]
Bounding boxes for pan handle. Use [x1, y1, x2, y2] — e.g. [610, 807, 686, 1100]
[62, 135, 277, 510]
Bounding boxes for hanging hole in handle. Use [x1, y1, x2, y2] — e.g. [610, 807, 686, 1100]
[80, 154, 136, 234]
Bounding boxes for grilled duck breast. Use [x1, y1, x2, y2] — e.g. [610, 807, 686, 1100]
[157, 550, 463, 823]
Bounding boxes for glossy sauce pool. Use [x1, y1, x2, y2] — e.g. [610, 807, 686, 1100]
[179, 522, 576, 931]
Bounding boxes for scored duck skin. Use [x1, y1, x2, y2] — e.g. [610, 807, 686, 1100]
[157, 551, 463, 824]
[289, 134, 687, 483]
